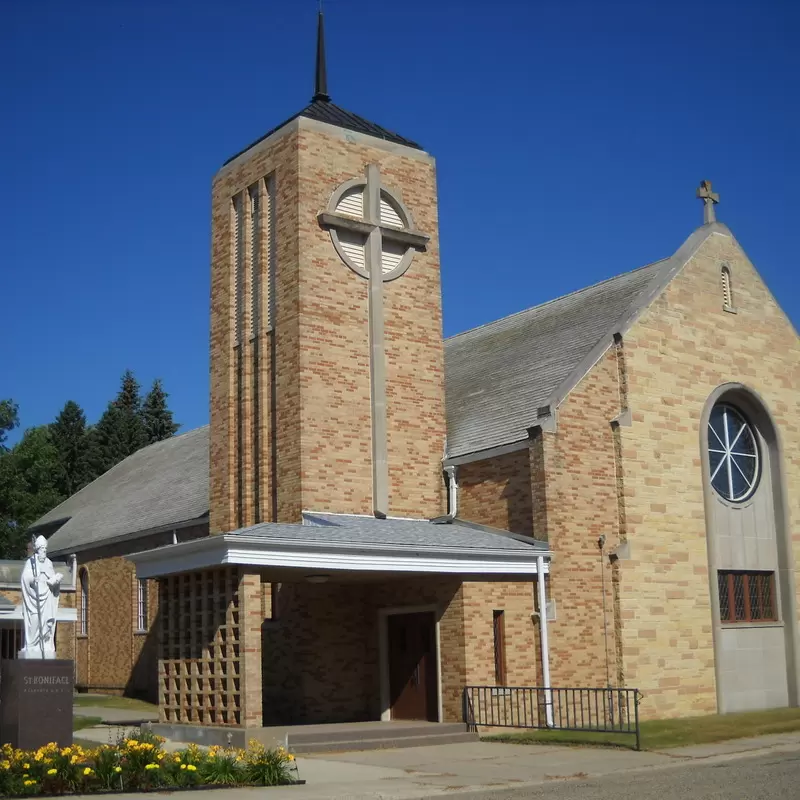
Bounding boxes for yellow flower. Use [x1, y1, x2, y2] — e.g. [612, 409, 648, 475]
[23, 762, 30, 769]
[1, 760, 10, 770]
[114, 766, 122, 773]
[174, 756, 181, 763]
[71, 755, 79, 764]
[288, 754, 295, 761]
[186, 764, 197, 772]
[47, 768, 57, 775]
[61, 747, 72, 756]
[84, 767, 93, 776]
[145, 763, 159, 770]
[180, 763, 186, 770]
[23, 779, 36, 786]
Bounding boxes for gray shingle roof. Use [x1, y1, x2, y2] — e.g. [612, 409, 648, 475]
[226, 513, 542, 553]
[443, 259, 672, 459]
[31, 426, 209, 555]
[292, 512, 547, 552]
[223, 99, 422, 166]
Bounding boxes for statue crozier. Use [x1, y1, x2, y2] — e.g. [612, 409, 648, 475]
[19, 535, 63, 659]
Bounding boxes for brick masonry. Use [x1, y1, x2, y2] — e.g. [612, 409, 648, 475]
[209, 119, 446, 533]
[68, 525, 207, 700]
[459, 451, 532, 535]
[257, 576, 535, 726]
[617, 230, 800, 718]
[447, 229, 799, 721]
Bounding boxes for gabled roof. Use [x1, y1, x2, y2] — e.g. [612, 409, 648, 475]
[30, 426, 210, 555]
[223, 98, 423, 167]
[443, 223, 734, 461]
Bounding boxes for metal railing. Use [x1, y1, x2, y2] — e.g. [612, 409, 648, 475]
[463, 685, 642, 751]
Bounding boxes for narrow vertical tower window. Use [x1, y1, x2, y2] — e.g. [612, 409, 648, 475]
[233, 195, 244, 346]
[249, 184, 261, 338]
[721, 265, 734, 311]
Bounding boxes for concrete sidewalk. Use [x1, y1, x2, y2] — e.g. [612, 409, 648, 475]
[65, 729, 800, 799]
[74, 705, 159, 725]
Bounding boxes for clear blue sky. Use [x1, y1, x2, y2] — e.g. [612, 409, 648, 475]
[2, 0, 798, 442]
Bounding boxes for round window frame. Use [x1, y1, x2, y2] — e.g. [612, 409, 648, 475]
[324, 177, 419, 282]
[707, 402, 762, 504]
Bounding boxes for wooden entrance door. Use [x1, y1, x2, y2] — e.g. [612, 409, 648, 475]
[388, 612, 437, 721]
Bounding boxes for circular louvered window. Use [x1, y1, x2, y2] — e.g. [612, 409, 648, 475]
[707, 403, 760, 503]
[331, 187, 410, 278]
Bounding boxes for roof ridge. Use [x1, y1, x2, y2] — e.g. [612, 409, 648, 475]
[445, 258, 669, 343]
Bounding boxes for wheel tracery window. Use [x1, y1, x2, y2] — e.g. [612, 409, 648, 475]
[707, 403, 760, 502]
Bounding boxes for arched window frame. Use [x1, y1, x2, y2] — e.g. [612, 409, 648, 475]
[79, 568, 89, 636]
[721, 265, 736, 313]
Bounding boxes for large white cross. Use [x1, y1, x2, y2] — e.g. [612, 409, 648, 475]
[319, 165, 429, 516]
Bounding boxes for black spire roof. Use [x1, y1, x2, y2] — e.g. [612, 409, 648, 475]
[223, 11, 422, 166]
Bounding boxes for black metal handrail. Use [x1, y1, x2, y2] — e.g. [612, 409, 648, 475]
[463, 685, 642, 751]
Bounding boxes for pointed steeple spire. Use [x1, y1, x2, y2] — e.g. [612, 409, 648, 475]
[312, 7, 330, 103]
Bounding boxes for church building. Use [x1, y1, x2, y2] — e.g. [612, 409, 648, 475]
[21, 13, 800, 736]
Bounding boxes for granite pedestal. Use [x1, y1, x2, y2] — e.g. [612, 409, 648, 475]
[0, 659, 73, 749]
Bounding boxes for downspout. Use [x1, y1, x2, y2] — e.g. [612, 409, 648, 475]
[444, 465, 459, 520]
[536, 555, 554, 727]
[70, 553, 77, 590]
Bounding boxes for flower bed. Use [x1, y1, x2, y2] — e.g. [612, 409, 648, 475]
[0, 731, 300, 796]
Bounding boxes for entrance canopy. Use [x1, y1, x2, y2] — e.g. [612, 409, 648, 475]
[129, 512, 550, 580]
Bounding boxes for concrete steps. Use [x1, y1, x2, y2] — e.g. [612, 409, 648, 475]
[287, 722, 478, 754]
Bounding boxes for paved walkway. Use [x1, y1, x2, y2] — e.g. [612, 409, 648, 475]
[65, 725, 800, 799]
[74, 705, 159, 724]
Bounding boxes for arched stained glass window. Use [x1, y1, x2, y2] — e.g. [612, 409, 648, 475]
[707, 403, 760, 502]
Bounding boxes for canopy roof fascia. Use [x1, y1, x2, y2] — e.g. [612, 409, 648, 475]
[129, 531, 551, 580]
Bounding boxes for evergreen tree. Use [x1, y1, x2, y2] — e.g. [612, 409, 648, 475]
[87, 370, 147, 477]
[142, 379, 180, 444]
[50, 400, 91, 496]
[0, 426, 62, 558]
[0, 398, 19, 451]
[0, 399, 21, 555]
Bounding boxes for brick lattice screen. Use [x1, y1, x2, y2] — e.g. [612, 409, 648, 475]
[158, 568, 242, 726]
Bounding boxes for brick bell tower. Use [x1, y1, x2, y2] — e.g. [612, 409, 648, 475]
[209, 11, 446, 533]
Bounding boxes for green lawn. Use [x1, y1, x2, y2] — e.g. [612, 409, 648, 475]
[73, 715, 103, 732]
[482, 707, 800, 751]
[73, 695, 158, 712]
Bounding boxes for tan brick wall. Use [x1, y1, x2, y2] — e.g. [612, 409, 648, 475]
[210, 129, 301, 532]
[71, 524, 206, 700]
[618, 230, 800, 718]
[458, 451, 533, 535]
[210, 122, 446, 532]
[262, 577, 464, 724]
[462, 581, 538, 686]
[534, 348, 624, 691]
[296, 126, 445, 519]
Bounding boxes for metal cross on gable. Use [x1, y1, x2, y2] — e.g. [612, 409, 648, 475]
[318, 164, 430, 517]
[697, 180, 720, 225]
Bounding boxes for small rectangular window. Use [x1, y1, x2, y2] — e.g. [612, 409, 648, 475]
[493, 610, 506, 685]
[137, 579, 148, 631]
[80, 570, 88, 636]
[718, 570, 777, 623]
